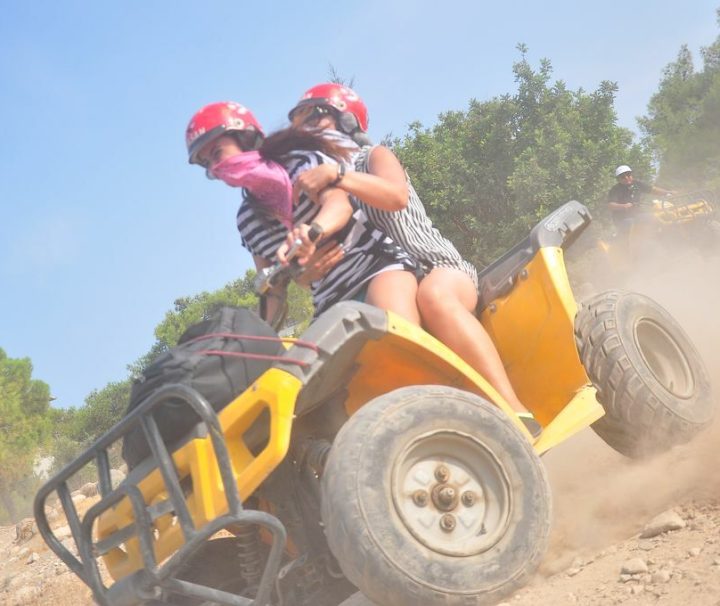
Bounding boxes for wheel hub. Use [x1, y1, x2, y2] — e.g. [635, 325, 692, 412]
[391, 430, 512, 557]
[634, 318, 694, 398]
[431, 483, 459, 511]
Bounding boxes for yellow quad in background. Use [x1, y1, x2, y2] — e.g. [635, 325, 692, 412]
[598, 190, 720, 269]
[34, 201, 715, 606]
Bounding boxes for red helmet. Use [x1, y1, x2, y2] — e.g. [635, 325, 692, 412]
[289, 83, 369, 133]
[185, 102, 264, 164]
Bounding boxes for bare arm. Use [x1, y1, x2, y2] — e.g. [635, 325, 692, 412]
[313, 186, 355, 236]
[293, 146, 409, 211]
[277, 187, 353, 266]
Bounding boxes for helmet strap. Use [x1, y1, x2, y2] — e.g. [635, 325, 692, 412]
[229, 129, 264, 152]
[338, 112, 360, 135]
[351, 131, 373, 146]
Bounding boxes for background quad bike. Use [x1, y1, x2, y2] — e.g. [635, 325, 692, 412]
[649, 190, 720, 253]
[599, 190, 720, 271]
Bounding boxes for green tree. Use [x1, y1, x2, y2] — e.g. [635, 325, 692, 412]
[45, 406, 86, 469]
[393, 48, 651, 266]
[639, 9, 720, 188]
[69, 380, 132, 444]
[0, 348, 52, 521]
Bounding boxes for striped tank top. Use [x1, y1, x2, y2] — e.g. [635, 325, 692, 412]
[353, 145, 478, 291]
[236, 149, 417, 316]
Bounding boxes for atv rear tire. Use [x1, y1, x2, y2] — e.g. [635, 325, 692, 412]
[575, 290, 714, 458]
[321, 386, 551, 606]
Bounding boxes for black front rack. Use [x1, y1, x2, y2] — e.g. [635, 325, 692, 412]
[33, 383, 287, 606]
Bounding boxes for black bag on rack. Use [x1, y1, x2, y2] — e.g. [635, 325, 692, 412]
[121, 306, 284, 468]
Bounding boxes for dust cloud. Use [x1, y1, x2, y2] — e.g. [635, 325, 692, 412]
[540, 236, 720, 574]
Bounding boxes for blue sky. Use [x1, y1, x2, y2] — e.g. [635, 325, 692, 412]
[1, 1, 717, 409]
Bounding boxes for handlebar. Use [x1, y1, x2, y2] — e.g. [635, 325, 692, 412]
[254, 224, 324, 296]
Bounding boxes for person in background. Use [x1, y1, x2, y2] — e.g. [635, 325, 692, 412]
[607, 165, 675, 246]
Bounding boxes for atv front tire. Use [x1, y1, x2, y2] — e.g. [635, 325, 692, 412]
[575, 290, 714, 457]
[337, 592, 378, 606]
[321, 386, 551, 606]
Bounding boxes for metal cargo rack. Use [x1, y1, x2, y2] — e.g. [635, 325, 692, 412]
[33, 383, 287, 606]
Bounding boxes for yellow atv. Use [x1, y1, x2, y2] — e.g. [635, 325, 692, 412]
[598, 190, 720, 267]
[34, 201, 715, 606]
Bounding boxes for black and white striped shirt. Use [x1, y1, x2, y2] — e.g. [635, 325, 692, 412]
[236, 149, 417, 316]
[354, 145, 479, 290]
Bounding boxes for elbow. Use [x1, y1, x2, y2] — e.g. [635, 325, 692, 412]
[387, 185, 409, 211]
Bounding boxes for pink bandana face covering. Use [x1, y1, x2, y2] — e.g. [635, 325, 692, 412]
[211, 151, 293, 227]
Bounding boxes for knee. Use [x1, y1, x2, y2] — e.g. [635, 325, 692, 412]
[418, 271, 477, 317]
[417, 281, 456, 317]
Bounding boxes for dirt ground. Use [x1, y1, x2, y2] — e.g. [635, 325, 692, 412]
[2, 249, 719, 606]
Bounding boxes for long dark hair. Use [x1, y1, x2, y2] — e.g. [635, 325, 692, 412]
[259, 124, 352, 165]
[243, 118, 352, 222]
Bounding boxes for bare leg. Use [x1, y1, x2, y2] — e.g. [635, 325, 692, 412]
[366, 270, 421, 326]
[417, 267, 529, 414]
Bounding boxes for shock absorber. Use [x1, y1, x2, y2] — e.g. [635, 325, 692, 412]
[302, 439, 332, 477]
[231, 523, 263, 590]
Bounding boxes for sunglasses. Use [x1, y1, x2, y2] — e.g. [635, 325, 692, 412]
[298, 105, 336, 126]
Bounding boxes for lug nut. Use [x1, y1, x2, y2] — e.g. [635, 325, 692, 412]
[412, 490, 429, 507]
[437, 486, 456, 507]
[434, 464, 450, 483]
[461, 491, 477, 507]
[439, 513, 456, 532]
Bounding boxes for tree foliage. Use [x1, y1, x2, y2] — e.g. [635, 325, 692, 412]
[0, 348, 52, 520]
[393, 48, 651, 265]
[68, 380, 133, 444]
[639, 9, 720, 187]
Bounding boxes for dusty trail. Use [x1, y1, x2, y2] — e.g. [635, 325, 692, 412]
[546, 249, 720, 566]
[506, 249, 720, 605]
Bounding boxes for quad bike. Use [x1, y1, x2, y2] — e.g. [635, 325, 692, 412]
[33, 201, 715, 606]
[598, 190, 720, 269]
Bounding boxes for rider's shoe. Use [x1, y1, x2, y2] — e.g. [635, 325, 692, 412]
[517, 412, 542, 439]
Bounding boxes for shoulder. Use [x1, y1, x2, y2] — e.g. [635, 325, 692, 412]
[368, 145, 399, 163]
[367, 145, 404, 172]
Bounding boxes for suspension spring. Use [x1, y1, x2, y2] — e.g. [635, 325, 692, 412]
[303, 439, 332, 477]
[232, 523, 263, 588]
